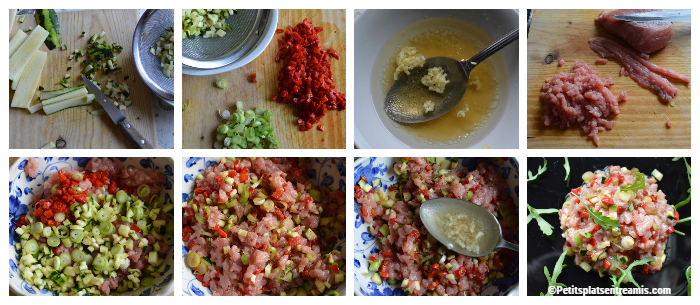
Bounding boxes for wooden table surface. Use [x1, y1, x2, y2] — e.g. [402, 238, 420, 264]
[9, 10, 161, 149]
[527, 9, 691, 149]
[182, 9, 347, 149]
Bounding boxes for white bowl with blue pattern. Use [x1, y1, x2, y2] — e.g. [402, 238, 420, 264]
[9, 157, 175, 296]
[181, 157, 347, 296]
[353, 157, 520, 296]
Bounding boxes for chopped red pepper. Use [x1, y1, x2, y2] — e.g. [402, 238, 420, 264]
[331, 264, 340, 273]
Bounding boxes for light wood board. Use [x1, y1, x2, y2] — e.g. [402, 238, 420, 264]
[527, 9, 691, 149]
[9, 10, 160, 149]
[182, 9, 346, 149]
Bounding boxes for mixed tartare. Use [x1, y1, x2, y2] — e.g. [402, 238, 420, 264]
[355, 157, 517, 296]
[182, 157, 346, 295]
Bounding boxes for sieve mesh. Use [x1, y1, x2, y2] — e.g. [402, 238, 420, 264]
[133, 9, 174, 105]
[182, 9, 271, 69]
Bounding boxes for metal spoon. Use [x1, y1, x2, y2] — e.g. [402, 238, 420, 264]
[419, 197, 518, 257]
[384, 28, 519, 124]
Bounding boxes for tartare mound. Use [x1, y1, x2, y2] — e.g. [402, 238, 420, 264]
[559, 165, 678, 277]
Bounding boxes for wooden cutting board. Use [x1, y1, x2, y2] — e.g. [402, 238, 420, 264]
[527, 9, 691, 149]
[9, 10, 159, 149]
[182, 9, 346, 149]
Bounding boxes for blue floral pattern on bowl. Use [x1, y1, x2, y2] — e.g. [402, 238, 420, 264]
[8, 157, 175, 296]
[353, 157, 520, 296]
[181, 157, 347, 296]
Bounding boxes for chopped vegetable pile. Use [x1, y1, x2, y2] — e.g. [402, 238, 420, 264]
[182, 9, 237, 39]
[272, 19, 346, 131]
[13, 161, 173, 295]
[214, 101, 279, 149]
[150, 27, 174, 78]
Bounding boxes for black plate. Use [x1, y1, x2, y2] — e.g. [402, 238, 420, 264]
[526, 157, 691, 296]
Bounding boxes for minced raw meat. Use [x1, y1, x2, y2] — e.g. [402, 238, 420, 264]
[24, 157, 39, 178]
[618, 91, 627, 102]
[541, 61, 620, 146]
[559, 59, 565, 66]
[182, 157, 346, 296]
[666, 118, 672, 128]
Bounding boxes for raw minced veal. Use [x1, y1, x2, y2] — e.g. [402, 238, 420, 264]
[421, 67, 449, 93]
[394, 46, 425, 80]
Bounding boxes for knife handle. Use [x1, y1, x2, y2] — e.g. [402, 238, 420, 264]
[119, 118, 156, 149]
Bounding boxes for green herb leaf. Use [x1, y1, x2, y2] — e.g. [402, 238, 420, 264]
[619, 171, 645, 192]
[582, 202, 620, 228]
[528, 158, 548, 182]
[542, 251, 567, 296]
[610, 255, 654, 294]
[527, 203, 557, 238]
[563, 157, 570, 182]
[674, 157, 691, 209]
[686, 266, 691, 296]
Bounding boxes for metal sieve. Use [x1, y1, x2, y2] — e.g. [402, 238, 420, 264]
[182, 9, 271, 69]
[133, 9, 175, 106]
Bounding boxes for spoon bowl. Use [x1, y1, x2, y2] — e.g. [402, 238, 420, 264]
[384, 28, 519, 124]
[419, 197, 519, 257]
[384, 57, 469, 123]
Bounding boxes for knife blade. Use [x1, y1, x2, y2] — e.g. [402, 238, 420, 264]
[81, 75, 155, 149]
[614, 9, 690, 22]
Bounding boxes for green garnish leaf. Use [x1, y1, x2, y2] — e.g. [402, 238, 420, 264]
[619, 171, 645, 192]
[528, 157, 548, 182]
[674, 230, 685, 236]
[674, 157, 691, 209]
[678, 216, 691, 224]
[582, 202, 620, 228]
[527, 203, 557, 238]
[686, 266, 691, 296]
[609, 255, 655, 295]
[563, 157, 570, 182]
[541, 251, 567, 296]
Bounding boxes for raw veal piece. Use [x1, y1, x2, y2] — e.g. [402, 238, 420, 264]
[9, 30, 28, 58]
[11, 51, 47, 108]
[589, 37, 690, 103]
[541, 61, 619, 146]
[9, 25, 49, 81]
[595, 9, 674, 54]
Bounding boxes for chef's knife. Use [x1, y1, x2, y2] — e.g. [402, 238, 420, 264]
[614, 9, 690, 22]
[82, 75, 155, 149]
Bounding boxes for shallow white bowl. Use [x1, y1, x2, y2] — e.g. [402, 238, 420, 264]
[181, 157, 347, 296]
[182, 9, 279, 76]
[354, 10, 519, 149]
[9, 157, 175, 296]
[353, 157, 519, 296]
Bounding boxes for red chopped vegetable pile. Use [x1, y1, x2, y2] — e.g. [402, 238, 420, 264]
[272, 19, 346, 131]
